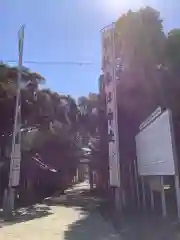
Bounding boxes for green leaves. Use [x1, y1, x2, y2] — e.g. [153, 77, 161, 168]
[166, 29, 180, 76]
[113, 6, 180, 126]
[113, 7, 168, 121]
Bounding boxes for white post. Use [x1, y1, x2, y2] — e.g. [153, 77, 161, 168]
[142, 176, 146, 209]
[134, 160, 140, 208]
[150, 188, 154, 211]
[129, 162, 135, 202]
[115, 187, 121, 211]
[160, 176, 167, 217]
[174, 175, 180, 220]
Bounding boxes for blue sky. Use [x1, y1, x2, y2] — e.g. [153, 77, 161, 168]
[0, 0, 180, 99]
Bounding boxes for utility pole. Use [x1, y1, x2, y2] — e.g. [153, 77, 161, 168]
[3, 25, 25, 219]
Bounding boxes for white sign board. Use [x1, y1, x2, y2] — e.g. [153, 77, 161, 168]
[136, 110, 175, 176]
[101, 25, 120, 187]
[109, 142, 120, 187]
[9, 144, 21, 187]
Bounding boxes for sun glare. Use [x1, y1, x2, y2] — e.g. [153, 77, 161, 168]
[102, 0, 144, 14]
[101, 0, 129, 16]
[106, 0, 123, 10]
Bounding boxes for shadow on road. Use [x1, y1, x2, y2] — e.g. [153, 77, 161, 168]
[45, 185, 120, 240]
[48, 185, 180, 240]
[116, 214, 180, 240]
[0, 204, 52, 228]
[64, 212, 119, 240]
[45, 187, 101, 212]
[98, 200, 180, 240]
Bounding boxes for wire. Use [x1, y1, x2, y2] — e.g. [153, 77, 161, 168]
[4, 60, 93, 66]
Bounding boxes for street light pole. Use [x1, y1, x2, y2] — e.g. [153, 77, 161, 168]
[3, 25, 25, 219]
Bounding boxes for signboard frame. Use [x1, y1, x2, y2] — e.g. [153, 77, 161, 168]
[136, 109, 175, 176]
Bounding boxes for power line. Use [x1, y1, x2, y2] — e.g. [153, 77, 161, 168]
[4, 60, 93, 66]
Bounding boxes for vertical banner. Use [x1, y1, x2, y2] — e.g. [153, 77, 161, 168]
[101, 24, 120, 187]
[9, 25, 24, 187]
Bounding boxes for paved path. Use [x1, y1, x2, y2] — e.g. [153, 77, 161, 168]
[0, 183, 121, 240]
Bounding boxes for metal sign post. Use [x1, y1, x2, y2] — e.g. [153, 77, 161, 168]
[3, 25, 25, 218]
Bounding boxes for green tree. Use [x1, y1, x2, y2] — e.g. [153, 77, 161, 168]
[166, 29, 180, 77]
[158, 28, 180, 115]
[0, 63, 81, 198]
[115, 6, 166, 120]
[0, 63, 45, 134]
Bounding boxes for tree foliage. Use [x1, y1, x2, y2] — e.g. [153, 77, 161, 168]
[77, 93, 99, 146]
[115, 7, 171, 122]
[0, 63, 79, 184]
[166, 29, 180, 76]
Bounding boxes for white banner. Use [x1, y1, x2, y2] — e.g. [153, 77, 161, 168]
[101, 25, 120, 187]
[9, 144, 21, 187]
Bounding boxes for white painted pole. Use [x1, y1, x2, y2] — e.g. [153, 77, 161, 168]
[129, 162, 135, 203]
[142, 176, 146, 210]
[134, 159, 140, 208]
[150, 188, 154, 211]
[174, 175, 180, 220]
[160, 176, 167, 217]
